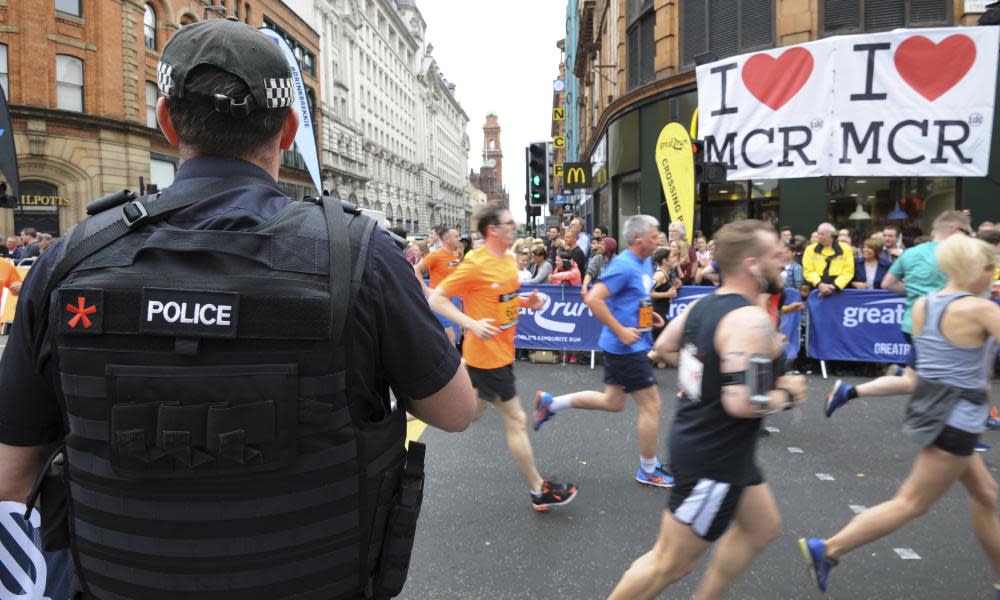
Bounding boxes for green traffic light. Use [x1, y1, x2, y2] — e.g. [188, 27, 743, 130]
[531, 175, 541, 186]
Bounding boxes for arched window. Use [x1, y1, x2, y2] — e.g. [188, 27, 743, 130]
[143, 4, 157, 50]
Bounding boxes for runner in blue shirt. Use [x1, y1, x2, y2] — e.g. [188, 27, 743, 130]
[533, 215, 675, 488]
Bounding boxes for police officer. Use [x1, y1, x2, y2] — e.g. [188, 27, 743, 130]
[0, 17, 475, 599]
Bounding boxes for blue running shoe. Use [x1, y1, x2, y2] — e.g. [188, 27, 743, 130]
[825, 379, 853, 418]
[635, 466, 674, 488]
[798, 537, 837, 592]
[532, 390, 555, 432]
[976, 442, 992, 453]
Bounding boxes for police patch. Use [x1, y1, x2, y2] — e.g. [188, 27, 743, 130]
[140, 288, 239, 338]
[58, 288, 103, 335]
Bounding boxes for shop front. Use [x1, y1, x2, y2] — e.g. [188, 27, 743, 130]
[585, 79, 999, 244]
[13, 181, 68, 237]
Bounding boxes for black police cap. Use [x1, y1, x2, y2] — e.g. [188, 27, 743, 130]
[157, 16, 293, 117]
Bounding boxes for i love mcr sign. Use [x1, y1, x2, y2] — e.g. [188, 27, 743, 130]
[696, 27, 999, 180]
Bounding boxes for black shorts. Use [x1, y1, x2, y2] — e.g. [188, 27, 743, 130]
[467, 364, 517, 402]
[668, 475, 751, 542]
[932, 425, 979, 457]
[603, 351, 657, 393]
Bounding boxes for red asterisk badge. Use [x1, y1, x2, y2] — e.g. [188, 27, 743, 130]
[66, 296, 97, 329]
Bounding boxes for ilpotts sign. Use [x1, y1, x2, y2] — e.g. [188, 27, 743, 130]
[696, 27, 999, 180]
[655, 122, 695, 243]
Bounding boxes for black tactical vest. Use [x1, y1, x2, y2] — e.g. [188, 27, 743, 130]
[29, 186, 421, 600]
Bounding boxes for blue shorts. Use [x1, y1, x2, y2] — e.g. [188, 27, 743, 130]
[603, 351, 657, 393]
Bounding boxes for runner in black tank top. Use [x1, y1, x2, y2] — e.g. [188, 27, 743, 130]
[610, 220, 807, 600]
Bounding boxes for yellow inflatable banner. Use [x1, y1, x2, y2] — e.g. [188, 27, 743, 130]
[655, 122, 695, 243]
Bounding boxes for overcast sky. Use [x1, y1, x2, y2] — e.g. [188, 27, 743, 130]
[417, 0, 568, 225]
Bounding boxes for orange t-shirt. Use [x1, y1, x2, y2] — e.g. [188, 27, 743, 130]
[439, 247, 521, 370]
[423, 247, 462, 288]
[0, 259, 21, 291]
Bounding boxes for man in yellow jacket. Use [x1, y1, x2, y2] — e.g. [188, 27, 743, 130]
[803, 223, 854, 296]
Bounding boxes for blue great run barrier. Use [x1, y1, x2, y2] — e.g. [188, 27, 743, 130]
[514, 285, 803, 357]
[0, 501, 74, 599]
[806, 289, 910, 364]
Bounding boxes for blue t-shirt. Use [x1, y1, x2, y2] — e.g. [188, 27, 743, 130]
[597, 249, 655, 355]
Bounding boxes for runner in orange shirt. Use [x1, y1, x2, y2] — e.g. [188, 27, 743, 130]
[429, 204, 578, 511]
[414, 225, 462, 343]
[0, 258, 21, 295]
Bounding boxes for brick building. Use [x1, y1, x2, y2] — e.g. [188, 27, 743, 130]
[564, 0, 1000, 240]
[0, 0, 319, 238]
[470, 113, 510, 208]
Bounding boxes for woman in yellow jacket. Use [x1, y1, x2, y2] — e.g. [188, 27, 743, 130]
[802, 223, 855, 296]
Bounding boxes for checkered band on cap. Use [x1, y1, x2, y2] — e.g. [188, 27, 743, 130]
[156, 62, 174, 95]
[264, 77, 294, 109]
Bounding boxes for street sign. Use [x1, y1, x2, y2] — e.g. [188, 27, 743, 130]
[553, 194, 566, 206]
[553, 79, 566, 93]
[562, 162, 592, 190]
[553, 163, 563, 178]
[552, 136, 565, 149]
[552, 107, 565, 121]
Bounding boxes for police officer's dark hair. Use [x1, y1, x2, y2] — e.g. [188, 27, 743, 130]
[473, 203, 507, 237]
[165, 65, 290, 160]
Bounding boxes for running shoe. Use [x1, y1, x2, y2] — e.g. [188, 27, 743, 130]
[531, 478, 578, 512]
[825, 379, 853, 418]
[532, 390, 556, 432]
[988, 407, 1000, 430]
[976, 442, 992, 453]
[798, 537, 837, 592]
[635, 465, 675, 488]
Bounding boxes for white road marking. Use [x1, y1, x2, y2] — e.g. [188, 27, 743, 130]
[765, 426, 780, 433]
[849, 504, 867, 514]
[894, 548, 921, 560]
[816, 473, 835, 481]
[787, 447, 803, 454]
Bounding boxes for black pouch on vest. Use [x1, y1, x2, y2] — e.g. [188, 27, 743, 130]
[372, 442, 425, 598]
[23, 444, 71, 551]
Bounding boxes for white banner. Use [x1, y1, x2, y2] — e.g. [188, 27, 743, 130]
[696, 27, 999, 180]
[259, 28, 323, 195]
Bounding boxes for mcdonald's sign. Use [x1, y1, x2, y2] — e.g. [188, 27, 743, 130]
[562, 162, 591, 190]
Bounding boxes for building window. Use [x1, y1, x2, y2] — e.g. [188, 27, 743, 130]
[244, 3, 250, 23]
[55, 0, 81, 17]
[822, 0, 951, 35]
[0, 44, 8, 99]
[627, 0, 656, 89]
[144, 4, 157, 50]
[145, 81, 158, 128]
[262, 17, 316, 77]
[56, 55, 84, 112]
[681, 0, 774, 66]
[150, 157, 176, 189]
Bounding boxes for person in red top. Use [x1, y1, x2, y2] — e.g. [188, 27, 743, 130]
[548, 251, 582, 286]
[414, 225, 462, 343]
[429, 203, 578, 511]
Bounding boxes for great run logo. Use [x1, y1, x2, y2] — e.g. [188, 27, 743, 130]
[0, 501, 73, 599]
[667, 292, 712, 321]
[519, 291, 593, 334]
[841, 297, 905, 328]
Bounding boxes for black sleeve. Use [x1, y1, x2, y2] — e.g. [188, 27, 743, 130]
[0, 248, 64, 446]
[572, 248, 587, 278]
[361, 229, 461, 410]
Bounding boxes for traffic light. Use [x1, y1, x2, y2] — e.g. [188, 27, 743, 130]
[526, 142, 549, 206]
[691, 139, 727, 185]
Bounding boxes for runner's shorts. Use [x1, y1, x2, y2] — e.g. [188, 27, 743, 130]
[668, 472, 762, 542]
[932, 425, 979, 456]
[603, 351, 657, 393]
[468, 364, 517, 402]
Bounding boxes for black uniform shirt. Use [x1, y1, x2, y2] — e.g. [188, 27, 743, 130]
[0, 156, 461, 445]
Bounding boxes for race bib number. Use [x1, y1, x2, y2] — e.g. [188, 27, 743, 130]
[678, 343, 704, 401]
[637, 298, 653, 332]
[498, 292, 519, 330]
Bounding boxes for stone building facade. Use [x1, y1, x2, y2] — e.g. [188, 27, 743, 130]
[294, 0, 470, 235]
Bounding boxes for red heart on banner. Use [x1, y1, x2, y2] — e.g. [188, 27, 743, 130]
[741, 48, 814, 111]
[894, 34, 976, 101]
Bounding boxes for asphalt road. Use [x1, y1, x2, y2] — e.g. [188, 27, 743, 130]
[401, 360, 1000, 600]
